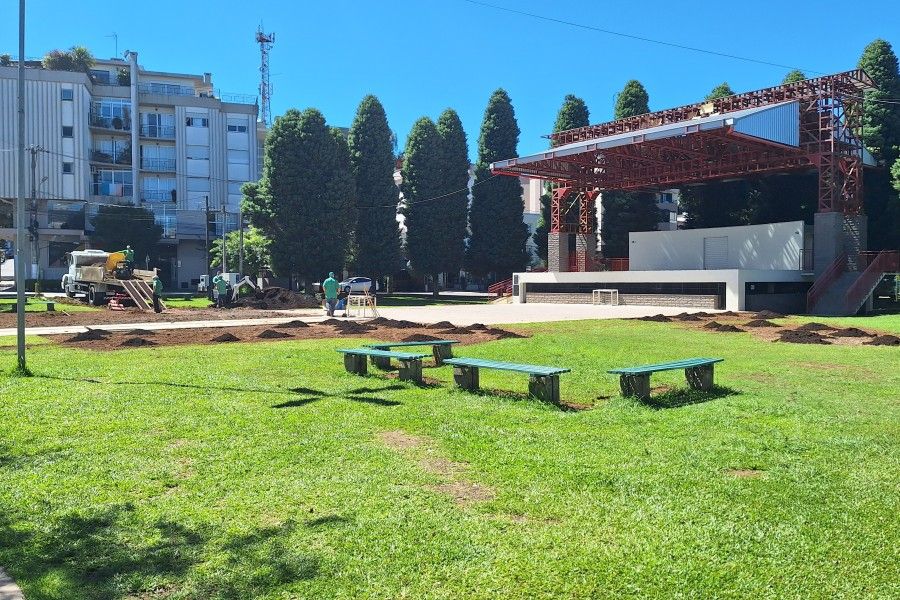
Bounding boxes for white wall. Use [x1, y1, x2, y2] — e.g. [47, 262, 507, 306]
[629, 221, 804, 271]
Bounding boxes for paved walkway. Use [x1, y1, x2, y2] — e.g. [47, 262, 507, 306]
[0, 568, 23, 600]
[0, 303, 717, 338]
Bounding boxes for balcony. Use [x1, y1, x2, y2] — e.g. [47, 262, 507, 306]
[89, 111, 131, 132]
[140, 124, 176, 140]
[91, 182, 133, 198]
[141, 189, 177, 203]
[141, 157, 176, 172]
[139, 82, 196, 96]
[90, 147, 131, 166]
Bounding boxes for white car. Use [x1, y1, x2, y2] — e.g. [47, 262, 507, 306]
[339, 276, 372, 294]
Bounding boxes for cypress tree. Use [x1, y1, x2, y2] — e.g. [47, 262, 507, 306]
[435, 109, 470, 283]
[243, 108, 355, 284]
[467, 89, 529, 278]
[534, 95, 591, 263]
[348, 95, 402, 284]
[402, 117, 453, 291]
[602, 81, 658, 257]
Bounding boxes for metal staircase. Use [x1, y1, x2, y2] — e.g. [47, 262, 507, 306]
[808, 250, 899, 315]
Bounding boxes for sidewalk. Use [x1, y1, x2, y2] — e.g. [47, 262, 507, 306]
[0, 567, 23, 600]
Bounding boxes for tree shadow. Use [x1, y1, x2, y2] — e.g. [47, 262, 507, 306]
[347, 395, 401, 407]
[464, 387, 583, 412]
[271, 397, 322, 409]
[304, 514, 351, 528]
[638, 385, 740, 409]
[34, 373, 297, 397]
[0, 503, 319, 598]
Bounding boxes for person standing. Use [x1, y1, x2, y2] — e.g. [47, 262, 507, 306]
[322, 271, 339, 317]
[151, 274, 164, 313]
[212, 272, 229, 308]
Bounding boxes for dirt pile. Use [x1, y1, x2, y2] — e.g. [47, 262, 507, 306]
[403, 333, 446, 342]
[367, 317, 396, 327]
[332, 321, 375, 335]
[830, 327, 870, 338]
[674, 313, 704, 321]
[639, 314, 672, 322]
[753, 310, 785, 319]
[468, 323, 489, 330]
[126, 328, 156, 336]
[67, 329, 110, 342]
[211, 332, 240, 342]
[796, 322, 833, 332]
[439, 327, 473, 335]
[703, 321, 724, 330]
[744, 319, 780, 328]
[426, 321, 456, 330]
[778, 330, 831, 344]
[703, 321, 743, 332]
[865, 334, 900, 346]
[392, 320, 423, 329]
[233, 287, 320, 310]
[488, 328, 529, 339]
[257, 329, 291, 339]
[274, 320, 310, 329]
[120, 337, 156, 347]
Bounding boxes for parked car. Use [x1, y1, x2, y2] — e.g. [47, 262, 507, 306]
[340, 276, 372, 293]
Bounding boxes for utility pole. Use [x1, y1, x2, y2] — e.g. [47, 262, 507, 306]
[204, 195, 211, 297]
[238, 209, 244, 276]
[15, 0, 26, 372]
[221, 204, 228, 273]
[27, 145, 43, 282]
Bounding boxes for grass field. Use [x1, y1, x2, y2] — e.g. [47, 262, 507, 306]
[1, 318, 897, 598]
[162, 297, 214, 309]
[0, 299, 97, 313]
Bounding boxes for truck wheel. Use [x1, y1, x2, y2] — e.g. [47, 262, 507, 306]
[89, 286, 105, 306]
[65, 287, 75, 299]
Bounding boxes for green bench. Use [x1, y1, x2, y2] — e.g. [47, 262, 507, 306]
[337, 348, 429, 382]
[442, 357, 570, 404]
[608, 358, 724, 400]
[364, 340, 458, 367]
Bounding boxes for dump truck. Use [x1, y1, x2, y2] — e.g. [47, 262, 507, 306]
[61, 249, 159, 310]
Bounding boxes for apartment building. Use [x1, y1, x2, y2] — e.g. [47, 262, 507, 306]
[0, 54, 263, 289]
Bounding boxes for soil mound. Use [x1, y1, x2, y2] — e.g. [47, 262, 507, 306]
[718, 311, 740, 317]
[426, 321, 456, 330]
[233, 287, 320, 310]
[67, 329, 110, 342]
[468, 323, 489, 330]
[704, 321, 743, 332]
[367, 317, 396, 326]
[403, 333, 446, 342]
[211, 332, 240, 342]
[332, 321, 374, 335]
[674, 313, 704, 321]
[830, 327, 870, 338]
[704, 321, 723, 330]
[274, 320, 310, 329]
[744, 319, 780, 328]
[779, 330, 831, 344]
[257, 329, 291, 339]
[320, 318, 344, 326]
[639, 314, 671, 322]
[487, 328, 528, 339]
[753, 310, 784, 319]
[440, 327, 472, 335]
[126, 328, 156, 336]
[392, 320, 423, 329]
[865, 334, 900, 346]
[120, 337, 157, 347]
[796, 322, 834, 332]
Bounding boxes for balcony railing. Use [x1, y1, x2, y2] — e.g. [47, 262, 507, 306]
[139, 82, 196, 96]
[90, 147, 132, 166]
[140, 125, 176, 139]
[89, 111, 131, 131]
[92, 182, 133, 197]
[141, 158, 176, 172]
[141, 189, 177, 202]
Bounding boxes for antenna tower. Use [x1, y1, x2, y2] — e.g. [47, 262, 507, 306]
[255, 26, 275, 127]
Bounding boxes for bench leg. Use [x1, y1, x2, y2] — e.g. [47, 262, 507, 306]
[432, 344, 452, 366]
[370, 355, 392, 370]
[620, 374, 650, 400]
[529, 374, 560, 404]
[343, 353, 368, 375]
[453, 366, 479, 391]
[685, 364, 714, 391]
[398, 358, 423, 383]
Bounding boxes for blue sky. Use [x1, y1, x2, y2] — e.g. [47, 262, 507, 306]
[6, 0, 899, 159]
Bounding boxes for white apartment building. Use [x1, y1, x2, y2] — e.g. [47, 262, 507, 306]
[0, 54, 263, 289]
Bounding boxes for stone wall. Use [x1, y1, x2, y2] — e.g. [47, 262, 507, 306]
[525, 292, 720, 309]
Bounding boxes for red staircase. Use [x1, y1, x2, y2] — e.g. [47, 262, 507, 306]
[845, 250, 899, 312]
[488, 278, 513, 297]
[806, 253, 846, 313]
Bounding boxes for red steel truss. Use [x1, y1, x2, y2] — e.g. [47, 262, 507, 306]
[494, 69, 875, 235]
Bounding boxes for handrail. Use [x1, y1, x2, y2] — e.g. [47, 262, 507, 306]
[488, 278, 513, 297]
[806, 252, 846, 312]
[845, 250, 900, 313]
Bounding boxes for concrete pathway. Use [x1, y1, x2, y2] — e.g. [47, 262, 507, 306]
[0, 568, 23, 600]
[0, 303, 718, 338]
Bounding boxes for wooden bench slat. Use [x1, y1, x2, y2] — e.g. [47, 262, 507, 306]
[365, 340, 458, 349]
[337, 348, 429, 360]
[608, 357, 723, 375]
[443, 357, 569, 376]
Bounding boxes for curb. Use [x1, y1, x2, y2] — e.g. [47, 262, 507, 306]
[0, 568, 23, 600]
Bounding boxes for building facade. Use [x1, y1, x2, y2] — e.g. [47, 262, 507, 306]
[0, 55, 262, 289]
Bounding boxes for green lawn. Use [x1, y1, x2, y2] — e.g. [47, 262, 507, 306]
[162, 297, 213, 309]
[377, 293, 490, 307]
[0, 299, 97, 313]
[0, 319, 897, 598]
[786, 312, 900, 334]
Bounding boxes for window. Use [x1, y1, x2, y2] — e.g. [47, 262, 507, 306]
[227, 117, 248, 133]
[187, 177, 210, 192]
[185, 116, 209, 128]
[227, 149, 249, 164]
[62, 126, 73, 138]
[227, 182, 244, 195]
[227, 124, 248, 133]
[62, 162, 73, 174]
[186, 145, 209, 160]
[90, 69, 111, 84]
[61, 88, 74, 101]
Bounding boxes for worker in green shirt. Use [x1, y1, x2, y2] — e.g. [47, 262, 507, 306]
[322, 271, 339, 317]
[151, 274, 164, 313]
[120, 245, 135, 265]
[212, 272, 230, 308]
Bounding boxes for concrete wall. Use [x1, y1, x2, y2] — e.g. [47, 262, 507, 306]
[629, 221, 804, 271]
[525, 292, 719, 309]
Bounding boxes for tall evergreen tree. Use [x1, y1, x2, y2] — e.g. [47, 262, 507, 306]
[242, 108, 355, 284]
[467, 89, 529, 278]
[401, 117, 453, 291]
[705, 82, 735, 100]
[859, 39, 900, 250]
[348, 95, 402, 283]
[435, 109, 470, 281]
[534, 95, 590, 263]
[782, 70, 807, 84]
[602, 81, 658, 257]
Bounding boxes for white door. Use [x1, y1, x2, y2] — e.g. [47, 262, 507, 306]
[703, 236, 728, 269]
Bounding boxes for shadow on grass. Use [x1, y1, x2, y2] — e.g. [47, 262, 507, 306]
[35, 374, 299, 397]
[636, 385, 740, 409]
[347, 396, 401, 407]
[272, 397, 322, 409]
[273, 384, 406, 409]
[0, 503, 318, 598]
[305, 514, 352, 528]
[464, 387, 588, 412]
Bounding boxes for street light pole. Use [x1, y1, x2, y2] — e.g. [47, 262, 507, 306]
[15, 0, 27, 372]
[238, 208, 244, 276]
[221, 204, 227, 273]
[204, 194, 211, 298]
